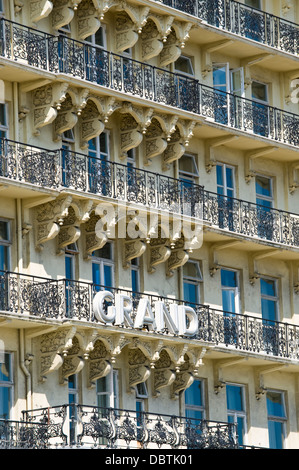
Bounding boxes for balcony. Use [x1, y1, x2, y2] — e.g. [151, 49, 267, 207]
[1, 138, 299, 249]
[0, 20, 298, 149]
[0, 405, 238, 449]
[156, 0, 299, 57]
[1, 271, 299, 362]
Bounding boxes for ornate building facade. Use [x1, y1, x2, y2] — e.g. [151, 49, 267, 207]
[0, 0, 298, 450]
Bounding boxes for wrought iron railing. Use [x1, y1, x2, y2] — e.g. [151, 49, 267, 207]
[156, 0, 299, 56]
[1, 138, 299, 248]
[4, 404, 237, 449]
[0, 19, 298, 148]
[1, 271, 299, 361]
[0, 138, 203, 218]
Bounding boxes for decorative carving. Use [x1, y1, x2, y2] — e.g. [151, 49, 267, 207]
[32, 83, 69, 135]
[115, 11, 138, 52]
[119, 113, 143, 159]
[52, 0, 82, 31]
[84, 210, 108, 259]
[153, 350, 175, 397]
[54, 94, 78, 141]
[76, 0, 101, 39]
[143, 118, 167, 165]
[159, 29, 181, 67]
[123, 239, 146, 269]
[35, 195, 73, 250]
[59, 336, 84, 384]
[140, 19, 163, 61]
[128, 348, 150, 393]
[30, 0, 53, 23]
[148, 235, 171, 273]
[166, 240, 189, 277]
[39, 327, 77, 382]
[79, 99, 105, 149]
[87, 339, 111, 388]
[57, 199, 93, 254]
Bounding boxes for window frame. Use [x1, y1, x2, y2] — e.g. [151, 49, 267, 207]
[92, 242, 114, 290]
[0, 103, 8, 139]
[0, 219, 11, 271]
[96, 370, 119, 409]
[266, 389, 287, 449]
[183, 260, 203, 305]
[84, 24, 107, 49]
[216, 163, 236, 198]
[255, 174, 274, 208]
[184, 378, 206, 421]
[226, 383, 247, 446]
[220, 268, 240, 314]
[0, 352, 14, 420]
[174, 55, 195, 77]
[179, 153, 199, 184]
[260, 276, 279, 322]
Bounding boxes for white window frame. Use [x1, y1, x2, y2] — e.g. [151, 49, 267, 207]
[131, 257, 140, 293]
[226, 383, 247, 445]
[255, 174, 274, 208]
[88, 130, 110, 161]
[0, 219, 11, 271]
[216, 163, 236, 197]
[179, 153, 199, 184]
[174, 55, 194, 77]
[260, 276, 279, 322]
[0, 103, 8, 139]
[0, 352, 14, 420]
[183, 260, 203, 305]
[184, 378, 206, 420]
[251, 80, 268, 104]
[220, 268, 240, 314]
[96, 370, 119, 409]
[266, 389, 287, 449]
[84, 24, 107, 49]
[92, 242, 114, 289]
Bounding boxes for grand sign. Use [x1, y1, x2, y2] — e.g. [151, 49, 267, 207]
[93, 291, 199, 338]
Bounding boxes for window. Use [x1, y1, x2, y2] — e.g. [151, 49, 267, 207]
[88, 132, 111, 196]
[135, 382, 148, 427]
[184, 379, 205, 421]
[226, 384, 247, 446]
[85, 26, 106, 49]
[0, 104, 8, 139]
[61, 129, 75, 187]
[266, 390, 287, 449]
[84, 26, 109, 85]
[216, 164, 235, 230]
[183, 261, 203, 305]
[179, 154, 199, 185]
[221, 269, 240, 345]
[0, 220, 11, 271]
[260, 277, 279, 354]
[0, 353, 13, 420]
[174, 56, 194, 76]
[92, 243, 114, 290]
[221, 269, 239, 314]
[68, 374, 79, 445]
[65, 243, 78, 315]
[256, 175, 273, 209]
[131, 258, 140, 294]
[97, 370, 119, 411]
[0, 1, 3, 13]
[256, 175, 274, 240]
[251, 81, 269, 136]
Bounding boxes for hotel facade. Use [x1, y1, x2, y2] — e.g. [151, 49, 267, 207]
[0, 0, 299, 449]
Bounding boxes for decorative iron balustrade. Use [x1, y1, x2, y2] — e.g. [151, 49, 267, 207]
[0, 138, 203, 218]
[157, 0, 299, 56]
[1, 271, 299, 361]
[1, 138, 299, 248]
[12, 404, 237, 449]
[0, 20, 298, 148]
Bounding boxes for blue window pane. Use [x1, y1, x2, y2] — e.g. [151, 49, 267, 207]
[261, 298, 277, 322]
[256, 198, 272, 209]
[131, 269, 139, 292]
[65, 256, 74, 280]
[222, 290, 236, 313]
[92, 263, 101, 287]
[185, 380, 203, 407]
[185, 408, 203, 421]
[226, 167, 233, 189]
[267, 392, 285, 418]
[216, 165, 223, 186]
[103, 264, 113, 288]
[0, 354, 11, 382]
[226, 385, 244, 411]
[0, 387, 11, 419]
[256, 176, 271, 197]
[261, 278, 275, 296]
[221, 270, 237, 288]
[0, 245, 9, 271]
[184, 282, 198, 305]
[268, 420, 284, 449]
